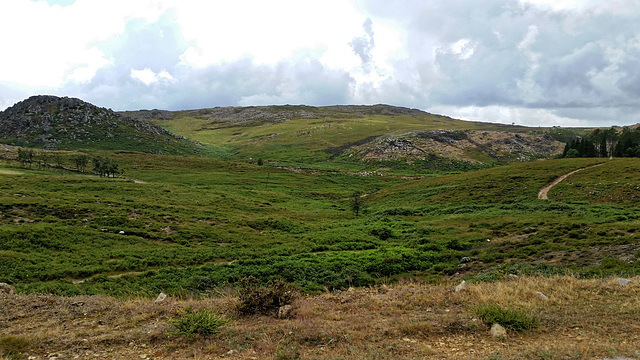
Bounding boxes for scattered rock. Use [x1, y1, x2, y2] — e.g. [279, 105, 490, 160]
[507, 274, 520, 281]
[490, 323, 507, 339]
[455, 280, 468, 293]
[618, 278, 631, 287]
[460, 256, 476, 264]
[0, 282, 15, 295]
[535, 291, 549, 301]
[277, 304, 294, 319]
[155, 292, 167, 303]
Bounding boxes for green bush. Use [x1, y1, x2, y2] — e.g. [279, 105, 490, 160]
[237, 276, 298, 316]
[169, 307, 228, 338]
[475, 303, 538, 332]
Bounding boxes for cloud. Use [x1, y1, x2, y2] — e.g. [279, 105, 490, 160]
[2, 0, 640, 127]
[357, 0, 640, 125]
[350, 18, 376, 72]
[130, 68, 176, 86]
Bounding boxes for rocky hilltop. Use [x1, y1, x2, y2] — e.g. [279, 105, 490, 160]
[346, 129, 563, 164]
[0, 95, 199, 154]
[121, 104, 433, 126]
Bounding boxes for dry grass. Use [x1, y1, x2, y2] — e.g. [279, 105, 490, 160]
[1, 276, 639, 359]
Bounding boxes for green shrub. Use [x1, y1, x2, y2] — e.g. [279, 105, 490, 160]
[237, 276, 298, 316]
[0, 336, 29, 359]
[169, 307, 228, 338]
[475, 304, 538, 332]
[600, 257, 629, 270]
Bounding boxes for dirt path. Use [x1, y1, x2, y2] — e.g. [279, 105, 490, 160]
[538, 163, 606, 200]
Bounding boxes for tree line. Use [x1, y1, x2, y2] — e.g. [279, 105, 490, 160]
[16, 149, 121, 177]
[562, 127, 640, 158]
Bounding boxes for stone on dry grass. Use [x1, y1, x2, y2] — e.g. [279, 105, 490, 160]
[535, 291, 549, 301]
[455, 280, 468, 293]
[490, 323, 507, 339]
[617, 278, 631, 287]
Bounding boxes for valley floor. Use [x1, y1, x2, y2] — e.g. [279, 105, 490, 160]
[2, 276, 639, 360]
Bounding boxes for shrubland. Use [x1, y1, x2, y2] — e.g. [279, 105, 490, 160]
[1, 153, 639, 299]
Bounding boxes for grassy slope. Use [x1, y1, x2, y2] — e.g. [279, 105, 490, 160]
[156, 110, 533, 167]
[1, 154, 639, 297]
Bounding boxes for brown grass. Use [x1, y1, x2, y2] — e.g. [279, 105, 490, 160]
[1, 276, 639, 359]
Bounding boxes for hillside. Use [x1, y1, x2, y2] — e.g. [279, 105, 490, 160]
[123, 104, 565, 171]
[1, 98, 639, 359]
[0, 95, 200, 155]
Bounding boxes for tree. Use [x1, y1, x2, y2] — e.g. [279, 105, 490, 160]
[72, 154, 89, 172]
[350, 191, 365, 216]
[93, 156, 121, 177]
[17, 148, 34, 168]
[35, 151, 49, 170]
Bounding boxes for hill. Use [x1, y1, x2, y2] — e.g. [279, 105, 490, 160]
[0, 95, 201, 155]
[123, 104, 565, 171]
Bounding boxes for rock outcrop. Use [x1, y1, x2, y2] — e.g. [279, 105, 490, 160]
[345, 129, 563, 164]
[0, 95, 197, 154]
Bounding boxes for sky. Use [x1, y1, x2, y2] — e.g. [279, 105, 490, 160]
[1, 0, 640, 127]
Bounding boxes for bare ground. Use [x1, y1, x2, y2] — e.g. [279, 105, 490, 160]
[1, 276, 639, 360]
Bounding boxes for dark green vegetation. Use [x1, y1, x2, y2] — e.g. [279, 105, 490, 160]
[562, 126, 640, 158]
[1, 151, 639, 298]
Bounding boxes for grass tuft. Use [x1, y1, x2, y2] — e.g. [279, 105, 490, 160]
[0, 336, 29, 359]
[168, 307, 228, 338]
[474, 303, 539, 332]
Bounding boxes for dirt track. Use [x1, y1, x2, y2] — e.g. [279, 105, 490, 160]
[538, 163, 605, 200]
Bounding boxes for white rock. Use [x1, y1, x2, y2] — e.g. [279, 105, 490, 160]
[119, 230, 125, 235]
[155, 292, 167, 302]
[490, 323, 507, 338]
[455, 280, 468, 293]
[507, 274, 519, 281]
[618, 278, 631, 287]
[0, 282, 15, 295]
[535, 291, 549, 301]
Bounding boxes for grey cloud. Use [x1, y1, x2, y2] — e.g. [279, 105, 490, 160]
[358, 0, 640, 125]
[64, 54, 353, 111]
[350, 18, 375, 72]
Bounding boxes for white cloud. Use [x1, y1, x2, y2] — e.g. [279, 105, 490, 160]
[173, 0, 367, 67]
[130, 68, 175, 86]
[0, 0, 172, 87]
